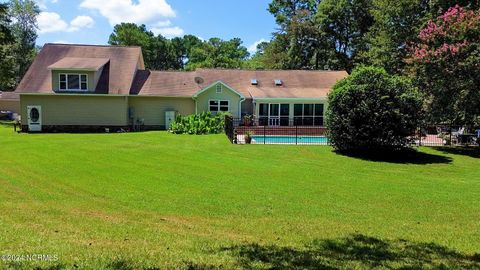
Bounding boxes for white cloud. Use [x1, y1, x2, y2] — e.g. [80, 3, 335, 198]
[69, 15, 95, 31]
[38, 12, 68, 33]
[36, 0, 58, 10]
[151, 26, 184, 38]
[80, 0, 176, 26]
[38, 12, 95, 33]
[52, 40, 72, 44]
[154, 20, 172, 28]
[248, 38, 267, 54]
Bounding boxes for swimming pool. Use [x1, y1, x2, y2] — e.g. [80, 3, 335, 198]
[251, 135, 329, 144]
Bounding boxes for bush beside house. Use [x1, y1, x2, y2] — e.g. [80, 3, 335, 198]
[327, 66, 422, 151]
[169, 112, 227, 135]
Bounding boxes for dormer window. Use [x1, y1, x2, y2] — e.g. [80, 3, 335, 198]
[274, 79, 283, 86]
[251, 79, 258, 85]
[216, 84, 222, 93]
[59, 74, 88, 91]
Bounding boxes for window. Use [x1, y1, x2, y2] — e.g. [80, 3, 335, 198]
[59, 74, 88, 91]
[209, 100, 229, 113]
[209, 100, 219, 111]
[216, 84, 222, 93]
[293, 104, 324, 126]
[219, 100, 229, 112]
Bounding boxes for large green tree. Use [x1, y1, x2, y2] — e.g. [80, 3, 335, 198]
[264, 0, 323, 69]
[8, 0, 39, 84]
[264, 0, 374, 71]
[316, 0, 373, 71]
[185, 38, 249, 70]
[359, 0, 429, 74]
[0, 3, 15, 90]
[268, 0, 320, 30]
[109, 23, 188, 70]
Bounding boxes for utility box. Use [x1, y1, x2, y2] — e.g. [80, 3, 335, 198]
[165, 111, 176, 130]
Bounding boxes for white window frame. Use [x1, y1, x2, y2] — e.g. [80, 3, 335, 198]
[216, 84, 223, 93]
[209, 99, 229, 113]
[59, 73, 88, 91]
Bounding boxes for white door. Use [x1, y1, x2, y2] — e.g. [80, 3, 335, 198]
[165, 111, 176, 130]
[27, 105, 42, 132]
[269, 104, 280, 126]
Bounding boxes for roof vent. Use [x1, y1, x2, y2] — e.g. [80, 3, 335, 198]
[274, 79, 283, 86]
[251, 79, 258, 85]
[194, 77, 204, 84]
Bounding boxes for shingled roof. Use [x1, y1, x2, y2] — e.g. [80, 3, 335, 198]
[16, 43, 144, 95]
[48, 57, 110, 71]
[131, 69, 348, 98]
[13, 44, 347, 99]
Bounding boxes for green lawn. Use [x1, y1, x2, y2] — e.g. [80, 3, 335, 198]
[0, 124, 479, 269]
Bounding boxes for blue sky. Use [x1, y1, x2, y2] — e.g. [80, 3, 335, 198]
[31, 0, 277, 53]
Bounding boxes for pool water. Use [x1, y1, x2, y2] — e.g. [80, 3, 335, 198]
[251, 135, 329, 144]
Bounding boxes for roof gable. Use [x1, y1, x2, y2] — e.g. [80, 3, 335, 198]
[193, 81, 245, 98]
[16, 43, 144, 95]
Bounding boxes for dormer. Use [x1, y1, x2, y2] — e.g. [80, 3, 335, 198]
[48, 57, 110, 93]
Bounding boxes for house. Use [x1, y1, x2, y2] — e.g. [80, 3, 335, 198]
[0, 43, 348, 132]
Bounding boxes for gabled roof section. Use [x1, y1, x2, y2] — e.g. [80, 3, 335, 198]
[48, 57, 110, 71]
[131, 68, 348, 99]
[16, 43, 144, 95]
[192, 81, 245, 98]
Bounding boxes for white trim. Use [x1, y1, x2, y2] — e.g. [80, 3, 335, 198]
[49, 68, 98, 72]
[58, 73, 89, 91]
[253, 97, 327, 102]
[193, 81, 245, 98]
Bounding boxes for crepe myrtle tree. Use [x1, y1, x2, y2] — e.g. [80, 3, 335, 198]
[410, 5, 480, 125]
[327, 66, 423, 151]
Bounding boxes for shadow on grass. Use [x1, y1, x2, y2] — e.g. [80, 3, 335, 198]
[335, 148, 452, 164]
[222, 234, 480, 270]
[434, 146, 480, 159]
[0, 120, 14, 127]
[7, 235, 479, 269]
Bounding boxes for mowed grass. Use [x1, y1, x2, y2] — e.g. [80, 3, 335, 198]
[0, 124, 479, 269]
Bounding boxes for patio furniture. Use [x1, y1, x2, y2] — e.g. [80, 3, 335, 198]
[458, 134, 477, 145]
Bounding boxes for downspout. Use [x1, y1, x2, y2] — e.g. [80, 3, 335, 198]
[239, 96, 245, 118]
[193, 96, 198, 114]
[125, 95, 129, 129]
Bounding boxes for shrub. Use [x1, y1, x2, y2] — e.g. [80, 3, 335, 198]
[169, 112, 228, 135]
[327, 66, 423, 151]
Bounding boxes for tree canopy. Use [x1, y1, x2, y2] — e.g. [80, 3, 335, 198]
[410, 5, 480, 125]
[108, 23, 248, 71]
